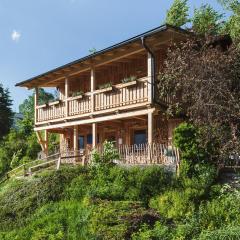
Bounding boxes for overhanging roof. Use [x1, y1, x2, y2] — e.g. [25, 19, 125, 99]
[16, 24, 191, 88]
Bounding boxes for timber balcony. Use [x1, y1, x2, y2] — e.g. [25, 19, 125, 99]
[36, 77, 151, 124]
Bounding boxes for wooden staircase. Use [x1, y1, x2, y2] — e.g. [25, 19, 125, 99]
[0, 151, 86, 183]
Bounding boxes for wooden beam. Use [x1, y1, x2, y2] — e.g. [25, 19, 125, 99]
[92, 123, 97, 148]
[147, 52, 153, 104]
[34, 87, 38, 124]
[148, 112, 153, 144]
[44, 130, 49, 156]
[73, 125, 78, 151]
[36, 131, 47, 153]
[65, 77, 69, 117]
[91, 67, 95, 113]
[34, 108, 156, 131]
[28, 47, 145, 89]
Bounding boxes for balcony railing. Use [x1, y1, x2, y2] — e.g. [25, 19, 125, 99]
[94, 77, 148, 111]
[35, 77, 149, 124]
[36, 100, 65, 123]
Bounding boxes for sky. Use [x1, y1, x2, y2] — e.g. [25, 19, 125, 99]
[0, 0, 229, 111]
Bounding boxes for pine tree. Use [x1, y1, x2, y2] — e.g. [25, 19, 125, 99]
[192, 4, 224, 35]
[0, 84, 13, 139]
[218, 0, 240, 40]
[166, 0, 189, 27]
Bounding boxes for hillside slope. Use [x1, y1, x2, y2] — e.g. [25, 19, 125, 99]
[0, 165, 240, 240]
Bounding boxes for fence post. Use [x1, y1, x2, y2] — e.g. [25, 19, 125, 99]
[56, 156, 61, 170]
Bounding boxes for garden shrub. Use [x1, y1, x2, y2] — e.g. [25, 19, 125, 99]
[0, 199, 93, 240]
[91, 141, 119, 166]
[81, 165, 173, 204]
[89, 200, 159, 240]
[149, 188, 196, 220]
[199, 226, 240, 240]
[197, 191, 240, 230]
[131, 222, 172, 240]
[0, 166, 86, 230]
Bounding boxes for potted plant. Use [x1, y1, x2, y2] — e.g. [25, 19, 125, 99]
[97, 82, 114, 93]
[121, 76, 138, 87]
[71, 90, 84, 99]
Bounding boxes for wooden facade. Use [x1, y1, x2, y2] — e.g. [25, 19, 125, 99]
[16, 25, 189, 164]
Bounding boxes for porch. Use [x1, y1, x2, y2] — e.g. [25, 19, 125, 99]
[36, 111, 181, 167]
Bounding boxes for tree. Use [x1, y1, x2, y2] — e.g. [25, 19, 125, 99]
[192, 4, 224, 35]
[19, 88, 54, 123]
[158, 37, 240, 162]
[218, 0, 240, 40]
[0, 84, 13, 139]
[166, 0, 189, 27]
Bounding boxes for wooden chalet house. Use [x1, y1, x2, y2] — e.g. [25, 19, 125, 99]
[16, 25, 189, 165]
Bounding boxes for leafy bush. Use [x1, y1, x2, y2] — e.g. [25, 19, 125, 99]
[199, 227, 240, 240]
[150, 188, 196, 220]
[91, 141, 119, 166]
[89, 200, 159, 240]
[174, 123, 204, 164]
[131, 222, 172, 240]
[0, 166, 86, 230]
[67, 165, 173, 204]
[198, 191, 240, 230]
[0, 199, 93, 240]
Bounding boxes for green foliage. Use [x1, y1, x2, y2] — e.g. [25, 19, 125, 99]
[19, 88, 54, 122]
[0, 164, 239, 239]
[68, 165, 173, 204]
[91, 141, 119, 166]
[173, 123, 217, 179]
[0, 199, 93, 240]
[192, 4, 224, 35]
[0, 88, 59, 176]
[173, 123, 200, 163]
[89, 201, 154, 239]
[71, 90, 84, 97]
[121, 75, 137, 84]
[0, 84, 13, 139]
[132, 222, 172, 240]
[98, 82, 113, 89]
[218, 0, 240, 40]
[198, 190, 240, 230]
[166, 0, 189, 27]
[199, 226, 240, 240]
[150, 188, 196, 220]
[0, 167, 85, 230]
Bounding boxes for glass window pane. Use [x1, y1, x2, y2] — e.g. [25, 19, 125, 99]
[134, 130, 147, 145]
[78, 136, 84, 149]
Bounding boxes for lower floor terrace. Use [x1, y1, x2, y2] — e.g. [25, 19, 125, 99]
[36, 109, 181, 166]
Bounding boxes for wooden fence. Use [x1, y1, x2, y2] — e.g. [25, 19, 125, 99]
[94, 143, 180, 166]
[0, 143, 180, 182]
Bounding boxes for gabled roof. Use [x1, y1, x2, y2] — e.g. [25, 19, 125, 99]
[16, 24, 191, 88]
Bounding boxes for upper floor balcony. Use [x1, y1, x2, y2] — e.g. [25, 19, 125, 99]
[35, 76, 150, 124]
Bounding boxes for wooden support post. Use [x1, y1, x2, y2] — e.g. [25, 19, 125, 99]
[36, 131, 45, 152]
[91, 67, 95, 113]
[34, 88, 39, 124]
[147, 52, 153, 104]
[44, 130, 49, 157]
[148, 112, 153, 144]
[148, 112, 153, 162]
[92, 123, 97, 148]
[73, 125, 78, 163]
[65, 77, 69, 117]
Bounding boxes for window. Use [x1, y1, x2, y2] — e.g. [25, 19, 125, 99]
[134, 130, 147, 145]
[78, 136, 84, 150]
[87, 134, 92, 144]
